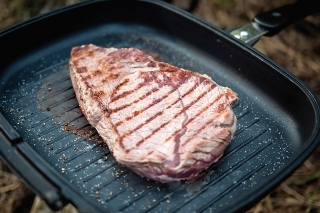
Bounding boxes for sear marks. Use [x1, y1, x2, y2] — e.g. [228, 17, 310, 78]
[69, 44, 238, 182]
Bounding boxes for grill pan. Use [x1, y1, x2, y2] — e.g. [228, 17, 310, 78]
[0, 0, 320, 212]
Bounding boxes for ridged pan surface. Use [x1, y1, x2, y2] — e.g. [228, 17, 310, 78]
[0, 1, 319, 212]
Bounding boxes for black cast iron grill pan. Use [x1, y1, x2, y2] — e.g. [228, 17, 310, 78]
[0, 0, 319, 212]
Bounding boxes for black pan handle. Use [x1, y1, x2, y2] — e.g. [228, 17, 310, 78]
[230, 0, 320, 44]
[254, 0, 320, 36]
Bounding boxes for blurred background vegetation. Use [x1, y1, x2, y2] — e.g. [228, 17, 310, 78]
[0, 0, 79, 29]
[0, 0, 319, 212]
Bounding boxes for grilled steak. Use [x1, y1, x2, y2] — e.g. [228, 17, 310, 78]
[69, 44, 238, 182]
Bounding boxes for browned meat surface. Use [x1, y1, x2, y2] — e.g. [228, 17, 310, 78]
[69, 44, 238, 182]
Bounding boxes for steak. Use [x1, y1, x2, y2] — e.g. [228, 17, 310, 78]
[69, 44, 238, 182]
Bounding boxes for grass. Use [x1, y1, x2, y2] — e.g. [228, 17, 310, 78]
[0, 0, 319, 212]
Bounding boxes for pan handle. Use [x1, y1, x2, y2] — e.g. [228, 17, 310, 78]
[230, 0, 320, 44]
[254, 0, 320, 36]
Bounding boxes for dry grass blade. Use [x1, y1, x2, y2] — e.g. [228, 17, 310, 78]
[0, 161, 32, 213]
[0, 181, 21, 194]
[293, 171, 320, 186]
[280, 183, 320, 209]
[281, 183, 306, 202]
[30, 196, 78, 213]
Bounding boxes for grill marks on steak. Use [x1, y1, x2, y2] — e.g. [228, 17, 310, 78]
[70, 44, 238, 182]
